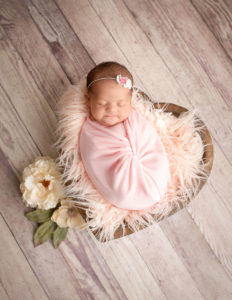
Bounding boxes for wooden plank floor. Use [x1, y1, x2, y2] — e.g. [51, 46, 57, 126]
[1, 0, 232, 299]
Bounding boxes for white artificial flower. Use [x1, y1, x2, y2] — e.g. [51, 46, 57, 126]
[20, 156, 65, 210]
[51, 200, 87, 229]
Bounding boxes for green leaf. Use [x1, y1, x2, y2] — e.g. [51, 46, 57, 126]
[52, 226, 69, 249]
[33, 220, 57, 247]
[25, 207, 56, 223]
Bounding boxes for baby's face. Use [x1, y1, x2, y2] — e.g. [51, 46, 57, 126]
[86, 80, 132, 126]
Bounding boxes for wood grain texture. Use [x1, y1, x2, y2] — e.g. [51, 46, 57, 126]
[192, 0, 232, 60]
[1, 0, 232, 298]
[0, 0, 69, 108]
[0, 26, 57, 161]
[160, 209, 232, 299]
[24, 0, 94, 84]
[0, 283, 9, 300]
[0, 213, 49, 300]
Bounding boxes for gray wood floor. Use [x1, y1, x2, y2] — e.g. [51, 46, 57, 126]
[1, 0, 232, 299]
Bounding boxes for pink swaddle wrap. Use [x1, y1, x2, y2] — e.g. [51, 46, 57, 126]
[79, 108, 171, 210]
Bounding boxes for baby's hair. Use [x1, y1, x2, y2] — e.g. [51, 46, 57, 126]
[86, 61, 133, 92]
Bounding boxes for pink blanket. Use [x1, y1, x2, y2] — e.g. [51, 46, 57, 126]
[80, 108, 171, 210]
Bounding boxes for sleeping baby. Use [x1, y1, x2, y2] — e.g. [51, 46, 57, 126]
[80, 61, 171, 211]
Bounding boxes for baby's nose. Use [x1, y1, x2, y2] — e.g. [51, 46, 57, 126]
[106, 103, 117, 112]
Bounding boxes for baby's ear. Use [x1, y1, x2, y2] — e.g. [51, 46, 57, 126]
[85, 92, 89, 100]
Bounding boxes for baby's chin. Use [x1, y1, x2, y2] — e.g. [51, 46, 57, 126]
[90, 109, 132, 126]
[100, 115, 127, 126]
[101, 117, 121, 126]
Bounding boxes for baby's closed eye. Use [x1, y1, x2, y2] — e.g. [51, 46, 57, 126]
[96, 101, 127, 107]
[97, 102, 106, 106]
[118, 102, 126, 107]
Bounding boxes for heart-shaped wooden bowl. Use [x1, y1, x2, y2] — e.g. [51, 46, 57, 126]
[78, 91, 214, 242]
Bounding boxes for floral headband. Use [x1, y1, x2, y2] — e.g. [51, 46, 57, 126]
[87, 74, 133, 90]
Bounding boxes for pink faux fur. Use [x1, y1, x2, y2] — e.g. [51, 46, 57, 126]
[53, 77, 209, 242]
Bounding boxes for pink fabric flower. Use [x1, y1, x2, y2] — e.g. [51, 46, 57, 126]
[120, 77, 127, 84]
[116, 74, 132, 89]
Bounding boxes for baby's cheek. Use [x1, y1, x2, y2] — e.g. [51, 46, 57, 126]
[124, 105, 132, 116]
[92, 105, 101, 113]
[92, 107, 105, 118]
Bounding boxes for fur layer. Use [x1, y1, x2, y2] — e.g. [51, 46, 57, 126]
[53, 77, 209, 242]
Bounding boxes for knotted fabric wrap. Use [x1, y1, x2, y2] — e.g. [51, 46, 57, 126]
[80, 107, 171, 210]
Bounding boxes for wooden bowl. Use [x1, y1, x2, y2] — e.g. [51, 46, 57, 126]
[78, 91, 214, 242]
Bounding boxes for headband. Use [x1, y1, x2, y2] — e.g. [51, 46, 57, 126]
[87, 74, 133, 90]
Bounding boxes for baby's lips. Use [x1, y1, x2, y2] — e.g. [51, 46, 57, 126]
[104, 115, 117, 117]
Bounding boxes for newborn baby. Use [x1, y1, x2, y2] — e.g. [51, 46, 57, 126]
[80, 61, 171, 210]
